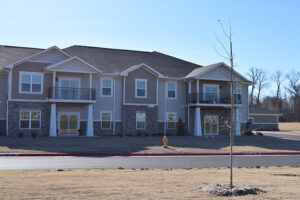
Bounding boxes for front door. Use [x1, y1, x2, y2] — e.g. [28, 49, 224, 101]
[204, 115, 219, 135]
[59, 113, 79, 135]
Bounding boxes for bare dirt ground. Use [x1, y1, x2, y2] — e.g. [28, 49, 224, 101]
[279, 122, 300, 132]
[0, 135, 299, 154]
[0, 166, 299, 200]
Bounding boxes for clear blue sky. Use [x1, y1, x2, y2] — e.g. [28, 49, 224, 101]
[1, 0, 299, 82]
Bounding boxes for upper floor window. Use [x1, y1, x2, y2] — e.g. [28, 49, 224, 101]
[100, 111, 112, 129]
[135, 79, 147, 98]
[234, 85, 242, 103]
[20, 110, 41, 129]
[19, 72, 43, 94]
[203, 84, 219, 103]
[101, 79, 112, 97]
[167, 81, 176, 99]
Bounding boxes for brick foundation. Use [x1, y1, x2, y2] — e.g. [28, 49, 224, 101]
[0, 120, 6, 136]
[122, 105, 158, 135]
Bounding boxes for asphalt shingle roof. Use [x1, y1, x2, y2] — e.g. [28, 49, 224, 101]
[64, 45, 202, 77]
[0, 45, 42, 69]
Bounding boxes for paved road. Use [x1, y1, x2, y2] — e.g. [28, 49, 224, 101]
[0, 155, 299, 170]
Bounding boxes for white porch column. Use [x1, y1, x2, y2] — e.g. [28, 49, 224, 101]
[235, 107, 241, 136]
[194, 107, 202, 136]
[196, 79, 199, 103]
[87, 104, 94, 136]
[49, 103, 57, 137]
[52, 71, 56, 98]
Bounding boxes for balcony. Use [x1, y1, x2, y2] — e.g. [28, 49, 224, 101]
[188, 93, 242, 105]
[48, 87, 96, 102]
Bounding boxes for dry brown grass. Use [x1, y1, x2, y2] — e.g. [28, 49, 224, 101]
[0, 167, 299, 199]
[279, 122, 300, 131]
[0, 135, 299, 154]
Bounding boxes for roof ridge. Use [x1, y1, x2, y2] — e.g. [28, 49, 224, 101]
[0, 45, 44, 50]
[65, 45, 152, 54]
[152, 51, 203, 68]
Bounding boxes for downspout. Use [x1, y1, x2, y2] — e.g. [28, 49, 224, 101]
[113, 74, 116, 135]
[164, 79, 167, 136]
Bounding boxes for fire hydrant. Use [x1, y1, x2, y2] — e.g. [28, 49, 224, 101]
[163, 136, 168, 148]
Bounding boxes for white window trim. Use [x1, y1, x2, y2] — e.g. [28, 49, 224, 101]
[230, 84, 242, 95]
[135, 79, 147, 98]
[166, 81, 177, 99]
[100, 78, 113, 97]
[19, 110, 41, 130]
[19, 71, 44, 94]
[136, 112, 146, 130]
[204, 115, 219, 136]
[100, 111, 112, 129]
[166, 112, 177, 129]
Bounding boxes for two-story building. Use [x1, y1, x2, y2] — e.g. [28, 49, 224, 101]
[0, 45, 250, 137]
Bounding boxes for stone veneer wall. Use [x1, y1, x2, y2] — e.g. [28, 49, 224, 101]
[122, 105, 158, 135]
[157, 122, 187, 136]
[189, 107, 231, 136]
[8, 102, 51, 136]
[0, 120, 6, 136]
[94, 122, 122, 136]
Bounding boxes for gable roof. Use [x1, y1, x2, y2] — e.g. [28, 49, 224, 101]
[120, 63, 165, 78]
[64, 45, 202, 77]
[46, 56, 103, 74]
[4, 46, 71, 69]
[0, 45, 43, 70]
[186, 62, 250, 82]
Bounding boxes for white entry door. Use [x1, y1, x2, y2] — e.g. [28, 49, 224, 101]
[59, 113, 79, 135]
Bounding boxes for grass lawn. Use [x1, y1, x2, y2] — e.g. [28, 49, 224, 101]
[279, 122, 300, 132]
[0, 166, 299, 199]
[0, 135, 299, 154]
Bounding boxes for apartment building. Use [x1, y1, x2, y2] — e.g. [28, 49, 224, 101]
[0, 45, 250, 137]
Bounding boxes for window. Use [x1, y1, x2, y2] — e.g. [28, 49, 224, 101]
[60, 79, 80, 100]
[234, 85, 242, 104]
[167, 112, 176, 129]
[19, 72, 43, 94]
[100, 111, 112, 129]
[101, 79, 113, 97]
[136, 112, 146, 129]
[167, 81, 176, 99]
[204, 116, 218, 135]
[135, 79, 147, 98]
[20, 110, 41, 129]
[203, 84, 219, 103]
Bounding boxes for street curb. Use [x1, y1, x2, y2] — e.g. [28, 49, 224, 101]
[1, 152, 300, 157]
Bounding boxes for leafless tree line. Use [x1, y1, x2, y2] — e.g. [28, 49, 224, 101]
[246, 68, 300, 121]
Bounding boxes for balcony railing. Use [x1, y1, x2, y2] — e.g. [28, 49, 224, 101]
[48, 87, 96, 101]
[188, 93, 242, 104]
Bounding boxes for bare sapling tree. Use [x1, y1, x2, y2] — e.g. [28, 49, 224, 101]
[256, 69, 269, 104]
[214, 18, 236, 189]
[246, 68, 259, 105]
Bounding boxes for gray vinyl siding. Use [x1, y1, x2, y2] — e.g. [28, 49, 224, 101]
[11, 61, 52, 100]
[252, 116, 278, 124]
[124, 67, 157, 104]
[0, 73, 8, 119]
